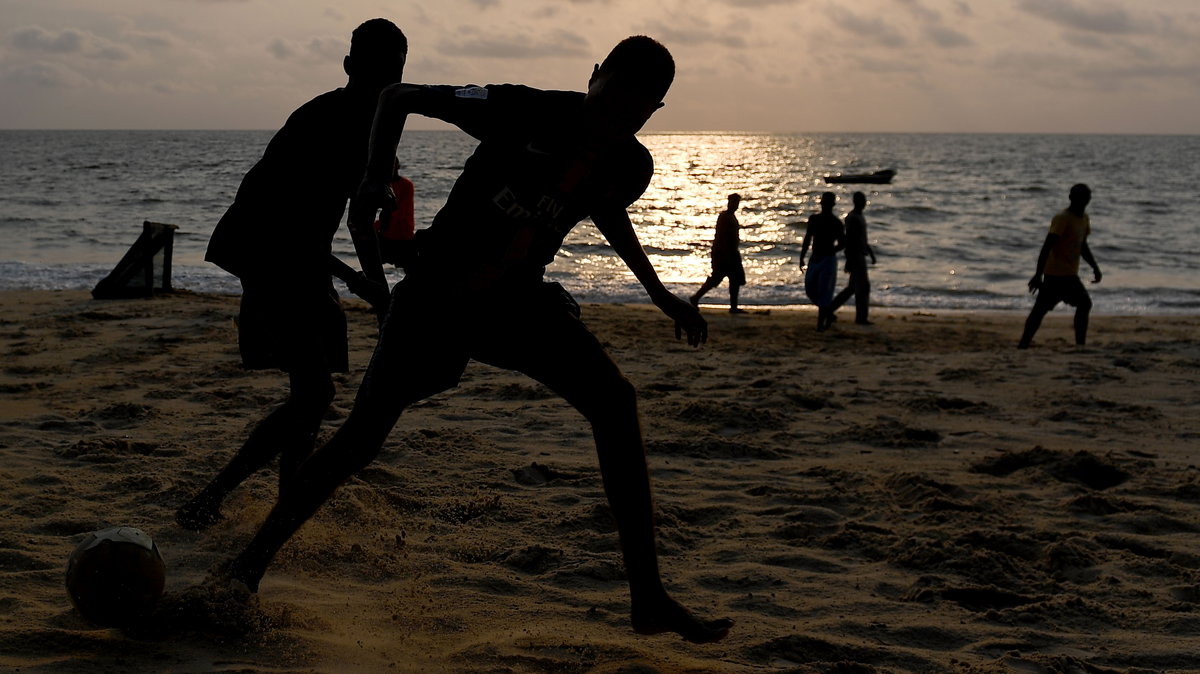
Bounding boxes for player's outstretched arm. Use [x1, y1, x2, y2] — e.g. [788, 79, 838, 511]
[593, 206, 707, 346]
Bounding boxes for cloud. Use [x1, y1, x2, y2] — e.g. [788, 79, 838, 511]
[267, 39, 294, 60]
[641, 18, 748, 49]
[437, 28, 590, 59]
[894, 0, 973, 48]
[827, 7, 907, 48]
[1, 61, 88, 88]
[264, 35, 345, 63]
[306, 36, 345, 61]
[897, 0, 940, 24]
[125, 31, 176, 50]
[924, 24, 972, 48]
[10, 26, 85, 54]
[716, 0, 805, 6]
[1016, 0, 1149, 35]
[8, 25, 133, 60]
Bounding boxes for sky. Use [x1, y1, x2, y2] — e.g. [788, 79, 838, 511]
[1, 0, 1197, 133]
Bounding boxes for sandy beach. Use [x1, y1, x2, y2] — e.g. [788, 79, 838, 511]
[2, 289, 1198, 673]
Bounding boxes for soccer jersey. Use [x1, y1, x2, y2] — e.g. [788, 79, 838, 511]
[408, 84, 654, 286]
[1044, 209, 1090, 276]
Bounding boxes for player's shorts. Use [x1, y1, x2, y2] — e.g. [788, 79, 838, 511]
[1037, 274, 1091, 308]
[710, 255, 746, 287]
[355, 276, 621, 412]
[237, 276, 349, 373]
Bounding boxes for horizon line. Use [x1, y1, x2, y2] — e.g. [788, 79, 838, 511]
[2, 128, 1199, 137]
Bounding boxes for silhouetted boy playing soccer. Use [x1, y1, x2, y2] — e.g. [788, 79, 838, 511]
[175, 20, 405, 530]
[221, 36, 732, 644]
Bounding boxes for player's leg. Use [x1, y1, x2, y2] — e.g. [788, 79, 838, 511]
[689, 273, 722, 306]
[728, 261, 746, 313]
[855, 268, 871, 324]
[176, 284, 342, 530]
[477, 302, 732, 642]
[1073, 283, 1092, 346]
[1019, 287, 1060, 349]
[175, 366, 334, 530]
[829, 285, 852, 313]
[226, 284, 469, 590]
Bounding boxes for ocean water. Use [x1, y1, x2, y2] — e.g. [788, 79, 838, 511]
[2, 129, 1198, 314]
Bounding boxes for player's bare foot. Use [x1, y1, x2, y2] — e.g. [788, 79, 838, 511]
[630, 594, 732, 644]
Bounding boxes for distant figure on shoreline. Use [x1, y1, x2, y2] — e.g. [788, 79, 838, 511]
[799, 192, 845, 331]
[1018, 183, 1102, 349]
[216, 36, 732, 644]
[829, 191, 877, 325]
[175, 19, 406, 530]
[689, 193, 746, 313]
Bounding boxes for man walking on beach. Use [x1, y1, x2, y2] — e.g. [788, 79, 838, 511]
[219, 36, 732, 644]
[799, 192, 844, 331]
[829, 191, 876, 325]
[690, 193, 747, 312]
[175, 19, 406, 530]
[1018, 183, 1102, 349]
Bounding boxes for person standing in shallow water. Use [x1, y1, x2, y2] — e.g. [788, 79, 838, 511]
[1018, 183, 1102, 349]
[218, 36, 733, 644]
[175, 19, 406, 530]
[799, 192, 844, 331]
[690, 193, 747, 313]
[829, 191, 877, 325]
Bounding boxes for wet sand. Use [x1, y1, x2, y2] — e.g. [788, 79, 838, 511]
[1, 289, 1198, 672]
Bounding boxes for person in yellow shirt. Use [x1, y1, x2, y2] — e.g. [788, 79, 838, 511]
[1018, 183, 1102, 349]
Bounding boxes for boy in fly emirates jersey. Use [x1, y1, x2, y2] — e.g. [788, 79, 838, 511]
[221, 36, 731, 644]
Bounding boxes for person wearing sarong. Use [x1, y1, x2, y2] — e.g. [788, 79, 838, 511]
[799, 192, 844, 331]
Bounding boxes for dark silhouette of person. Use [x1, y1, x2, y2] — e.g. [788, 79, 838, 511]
[829, 191, 877, 325]
[218, 36, 732, 644]
[1018, 183, 1102, 349]
[689, 193, 747, 313]
[799, 192, 844, 331]
[175, 19, 407, 530]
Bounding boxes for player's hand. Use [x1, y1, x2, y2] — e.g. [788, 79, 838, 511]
[1092, 269, 1102, 284]
[349, 180, 395, 237]
[658, 294, 707, 347]
[1027, 273, 1042, 294]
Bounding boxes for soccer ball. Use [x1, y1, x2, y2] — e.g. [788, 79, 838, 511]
[65, 526, 166, 627]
